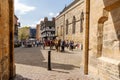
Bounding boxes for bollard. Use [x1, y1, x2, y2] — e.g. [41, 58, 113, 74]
[48, 50, 51, 70]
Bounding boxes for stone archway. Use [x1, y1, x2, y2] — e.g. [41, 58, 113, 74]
[97, 10, 108, 57]
[97, 1, 120, 79]
[97, 0, 120, 57]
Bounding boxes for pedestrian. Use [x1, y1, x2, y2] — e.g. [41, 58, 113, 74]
[58, 39, 61, 52]
[32, 41, 35, 47]
[54, 39, 58, 51]
[61, 40, 65, 52]
[66, 40, 69, 48]
[71, 41, 74, 51]
[43, 40, 45, 49]
[36, 40, 39, 47]
[69, 40, 74, 51]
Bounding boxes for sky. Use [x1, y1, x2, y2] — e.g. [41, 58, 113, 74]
[14, 0, 74, 28]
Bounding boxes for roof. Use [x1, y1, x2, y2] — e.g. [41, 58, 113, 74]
[60, 0, 80, 14]
[14, 15, 18, 20]
[40, 21, 55, 27]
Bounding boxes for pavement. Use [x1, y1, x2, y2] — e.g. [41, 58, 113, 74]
[13, 46, 89, 80]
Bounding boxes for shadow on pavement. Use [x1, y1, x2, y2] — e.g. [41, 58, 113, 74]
[14, 74, 32, 80]
[51, 62, 80, 70]
[15, 47, 80, 71]
[51, 70, 69, 74]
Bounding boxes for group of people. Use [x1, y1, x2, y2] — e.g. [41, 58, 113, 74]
[54, 39, 78, 52]
[21, 39, 79, 52]
[21, 40, 40, 47]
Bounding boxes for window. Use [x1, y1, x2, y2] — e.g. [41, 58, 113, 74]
[57, 27, 59, 36]
[61, 26, 63, 36]
[66, 20, 69, 34]
[72, 16, 76, 34]
[80, 11, 84, 32]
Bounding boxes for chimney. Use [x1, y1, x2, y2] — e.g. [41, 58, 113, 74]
[52, 17, 55, 22]
[44, 17, 48, 22]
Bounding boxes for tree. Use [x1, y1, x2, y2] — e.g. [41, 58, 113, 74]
[18, 26, 30, 41]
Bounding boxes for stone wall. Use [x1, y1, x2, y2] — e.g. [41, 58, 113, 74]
[89, 0, 120, 79]
[55, 0, 85, 46]
[36, 24, 40, 40]
[55, 0, 120, 79]
[98, 57, 120, 80]
[0, 0, 10, 79]
[0, 0, 15, 80]
[55, 15, 65, 40]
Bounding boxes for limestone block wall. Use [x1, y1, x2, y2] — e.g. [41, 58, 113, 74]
[89, 0, 120, 79]
[64, 1, 85, 43]
[102, 7, 120, 60]
[36, 24, 40, 40]
[0, 0, 10, 79]
[55, 15, 65, 40]
[98, 57, 120, 80]
[0, 0, 15, 80]
[56, 0, 85, 45]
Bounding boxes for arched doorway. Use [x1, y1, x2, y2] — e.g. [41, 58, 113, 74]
[97, 10, 108, 57]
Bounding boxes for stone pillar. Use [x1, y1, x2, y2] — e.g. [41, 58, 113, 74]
[9, 0, 16, 79]
[63, 14, 65, 40]
[84, 0, 90, 75]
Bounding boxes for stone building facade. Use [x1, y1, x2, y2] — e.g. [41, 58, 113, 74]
[56, 0, 120, 80]
[55, 0, 85, 49]
[14, 15, 20, 42]
[0, 0, 15, 80]
[0, 0, 120, 80]
[36, 24, 40, 41]
[40, 17, 55, 41]
[87, 0, 120, 80]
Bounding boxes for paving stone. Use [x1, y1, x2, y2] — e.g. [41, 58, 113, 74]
[14, 47, 89, 80]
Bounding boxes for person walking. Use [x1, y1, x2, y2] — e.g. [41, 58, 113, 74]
[61, 40, 65, 52]
[54, 39, 58, 51]
[58, 39, 61, 52]
[42, 40, 45, 49]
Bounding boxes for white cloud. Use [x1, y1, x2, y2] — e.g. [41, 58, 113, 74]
[56, 13, 59, 16]
[30, 24, 36, 28]
[26, 18, 44, 28]
[40, 18, 44, 22]
[34, 18, 44, 25]
[15, 0, 36, 15]
[49, 12, 54, 17]
[49, 12, 59, 17]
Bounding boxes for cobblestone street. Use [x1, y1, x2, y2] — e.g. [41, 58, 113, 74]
[14, 47, 89, 80]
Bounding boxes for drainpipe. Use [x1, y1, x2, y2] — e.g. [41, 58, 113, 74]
[84, 0, 90, 75]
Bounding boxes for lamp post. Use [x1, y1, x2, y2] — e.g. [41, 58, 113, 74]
[47, 33, 51, 70]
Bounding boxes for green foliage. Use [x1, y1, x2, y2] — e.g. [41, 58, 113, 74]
[18, 26, 30, 40]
